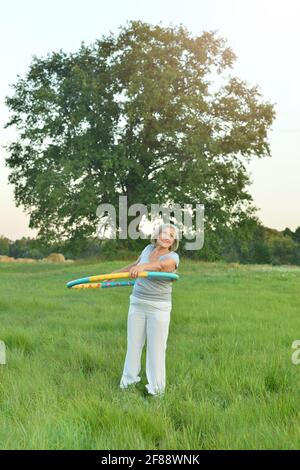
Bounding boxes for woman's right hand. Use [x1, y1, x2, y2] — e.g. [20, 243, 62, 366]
[129, 264, 145, 279]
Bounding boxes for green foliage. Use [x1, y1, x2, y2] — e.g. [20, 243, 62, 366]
[5, 21, 275, 246]
[0, 236, 10, 255]
[7, 237, 51, 259]
[267, 233, 299, 266]
[9, 237, 31, 258]
[293, 227, 300, 243]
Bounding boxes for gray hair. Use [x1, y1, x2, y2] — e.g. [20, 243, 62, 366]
[150, 223, 180, 252]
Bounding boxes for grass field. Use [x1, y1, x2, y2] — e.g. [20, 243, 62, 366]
[0, 259, 300, 450]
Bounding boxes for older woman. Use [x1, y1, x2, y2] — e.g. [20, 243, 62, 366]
[115, 223, 180, 397]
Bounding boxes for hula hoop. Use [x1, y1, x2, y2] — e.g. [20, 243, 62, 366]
[72, 280, 136, 289]
[67, 271, 179, 289]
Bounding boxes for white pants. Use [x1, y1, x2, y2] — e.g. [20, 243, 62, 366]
[120, 295, 172, 395]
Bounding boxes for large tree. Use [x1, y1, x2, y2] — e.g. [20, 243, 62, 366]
[5, 20, 275, 245]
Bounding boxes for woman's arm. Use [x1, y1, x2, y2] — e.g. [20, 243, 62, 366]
[110, 255, 142, 273]
[110, 262, 137, 274]
[128, 258, 177, 278]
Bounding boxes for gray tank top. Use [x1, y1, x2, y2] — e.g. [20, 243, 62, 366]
[131, 244, 180, 303]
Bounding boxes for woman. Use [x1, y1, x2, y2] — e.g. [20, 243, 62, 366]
[114, 223, 180, 397]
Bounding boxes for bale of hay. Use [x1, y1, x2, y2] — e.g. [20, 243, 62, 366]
[14, 258, 37, 263]
[47, 253, 66, 263]
[230, 262, 241, 269]
[0, 256, 15, 263]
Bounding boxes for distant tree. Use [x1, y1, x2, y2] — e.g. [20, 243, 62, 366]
[9, 237, 30, 258]
[268, 234, 298, 265]
[282, 227, 294, 239]
[0, 236, 10, 256]
[252, 239, 271, 264]
[227, 217, 263, 263]
[294, 227, 300, 243]
[5, 20, 275, 247]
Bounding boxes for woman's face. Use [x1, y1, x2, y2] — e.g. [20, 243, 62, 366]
[157, 227, 176, 250]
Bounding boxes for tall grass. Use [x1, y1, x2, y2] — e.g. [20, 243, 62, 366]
[0, 260, 300, 449]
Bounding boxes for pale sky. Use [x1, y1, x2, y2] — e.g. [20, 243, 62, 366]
[0, 0, 299, 240]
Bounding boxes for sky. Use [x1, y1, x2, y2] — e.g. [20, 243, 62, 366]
[0, 0, 299, 240]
